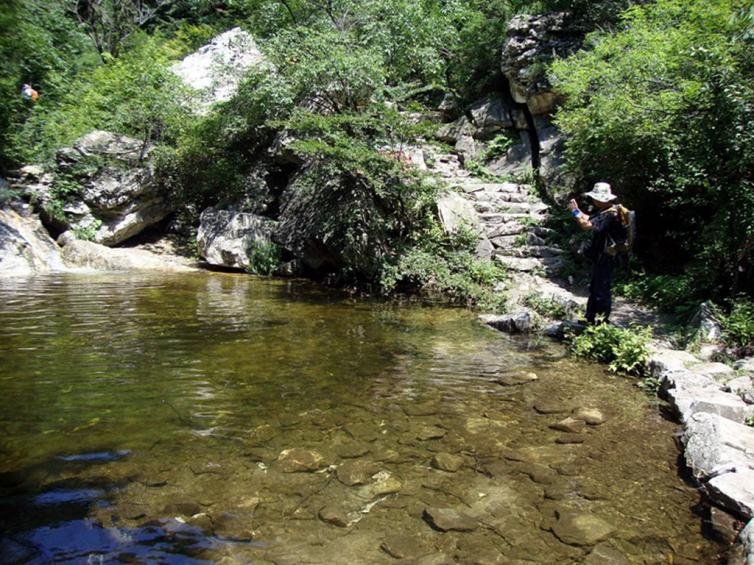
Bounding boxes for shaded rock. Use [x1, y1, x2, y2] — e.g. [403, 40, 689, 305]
[423, 507, 477, 532]
[58, 236, 195, 272]
[479, 311, 534, 334]
[519, 462, 557, 485]
[336, 459, 380, 486]
[212, 511, 254, 541]
[572, 407, 605, 426]
[731, 518, 754, 565]
[436, 116, 474, 144]
[488, 131, 533, 178]
[688, 301, 723, 342]
[551, 510, 615, 546]
[431, 453, 464, 473]
[734, 358, 754, 373]
[549, 417, 586, 434]
[164, 501, 202, 517]
[319, 505, 349, 528]
[334, 441, 371, 459]
[187, 512, 213, 532]
[0, 208, 66, 276]
[544, 320, 586, 340]
[468, 96, 514, 139]
[710, 506, 745, 545]
[171, 27, 269, 114]
[197, 207, 277, 271]
[544, 484, 570, 500]
[277, 448, 326, 473]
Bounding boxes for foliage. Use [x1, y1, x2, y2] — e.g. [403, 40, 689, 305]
[523, 293, 572, 319]
[569, 324, 652, 375]
[551, 0, 754, 304]
[483, 133, 515, 161]
[720, 298, 754, 349]
[246, 239, 282, 276]
[613, 271, 700, 317]
[72, 218, 103, 242]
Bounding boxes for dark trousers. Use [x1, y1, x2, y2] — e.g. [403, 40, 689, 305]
[586, 257, 614, 324]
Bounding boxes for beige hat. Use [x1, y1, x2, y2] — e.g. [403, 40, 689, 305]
[584, 182, 617, 203]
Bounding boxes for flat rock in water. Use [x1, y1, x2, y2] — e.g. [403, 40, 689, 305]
[519, 462, 557, 485]
[380, 534, 428, 559]
[277, 448, 326, 472]
[431, 452, 464, 472]
[533, 400, 571, 414]
[334, 441, 370, 459]
[336, 459, 380, 486]
[163, 501, 201, 517]
[496, 372, 538, 386]
[211, 511, 254, 541]
[417, 425, 446, 441]
[549, 417, 586, 434]
[319, 505, 349, 527]
[551, 510, 615, 546]
[572, 407, 606, 425]
[423, 507, 477, 532]
[358, 471, 402, 499]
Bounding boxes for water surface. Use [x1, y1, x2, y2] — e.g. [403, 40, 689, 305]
[0, 273, 722, 563]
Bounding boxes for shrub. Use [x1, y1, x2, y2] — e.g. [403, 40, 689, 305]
[523, 293, 572, 319]
[721, 299, 754, 350]
[569, 324, 652, 375]
[246, 240, 282, 276]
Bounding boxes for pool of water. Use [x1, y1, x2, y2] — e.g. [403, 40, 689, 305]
[0, 272, 722, 563]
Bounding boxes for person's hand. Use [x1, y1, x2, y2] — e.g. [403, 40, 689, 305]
[567, 199, 579, 212]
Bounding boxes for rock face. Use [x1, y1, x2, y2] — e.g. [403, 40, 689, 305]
[17, 131, 172, 246]
[0, 206, 66, 276]
[197, 207, 277, 270]
[500, 13, 584, 115]
[170, 27, 268, 114]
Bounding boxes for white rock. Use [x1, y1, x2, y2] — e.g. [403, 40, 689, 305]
[707, 467, 754, 519]
[0, 208, 67, 276]
[197, 207, 277, 270]
[171, 27, 269, 114]
[682, 413, 754, 480]
[436, 192, 481, 235]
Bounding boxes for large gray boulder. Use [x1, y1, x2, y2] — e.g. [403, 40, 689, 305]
[171, 27, 268, 114]
[19, 131, 173, 246]
[0, 206, 66, 276]
[501, 13, 584, 115]
[436, 192, 481, 235]
[197, 207, 277, 270]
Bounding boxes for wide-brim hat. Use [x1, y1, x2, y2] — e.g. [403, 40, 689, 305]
[584, 182, 616, 203]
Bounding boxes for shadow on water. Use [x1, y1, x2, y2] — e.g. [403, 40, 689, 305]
[0, 450, 239, 564]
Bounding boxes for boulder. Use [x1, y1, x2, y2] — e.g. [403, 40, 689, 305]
[535, 116, 577, 195]
[58, 233, 195, 273]
[197, 207, 277, 270]
[436, 116, 474, 144]
[170, 27, 269, 114]
[688, 301, 723, 342]
[0, 207, 67, 276]
[19, 131, 172, 246]
[681, 413, 754, 479]
[500, 13, 584, 115]
[706, 468, 754, 519]
[479, 311, 534, 334]
[468, 96, 514, 139]
[436, 192, 481, 235]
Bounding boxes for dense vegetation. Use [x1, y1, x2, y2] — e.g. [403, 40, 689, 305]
[1, 0, 751, 323]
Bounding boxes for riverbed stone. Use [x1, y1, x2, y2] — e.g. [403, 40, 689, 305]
[417, 425, 446, 441]
[533, 400, 571, 414]
[380, 534, 428, 559]
[572, 407, 605, 426]
[551, 510, 615, 546]
[423, 507, 477, 532]
[549, 417, 586, 434]
[556, 433, 586, 444]
[212, 510, 255, 541]
[710, 506, 745, 545]
[319, 505, 349, 527]
[584, 543, 630, 565]
[519, 462, 557, 485]
[277, 448, 326, 472]
[431, 453, 465, 472]
[496, 372, 539, 386]
[336, 459, 380, 486]
[164, 501, 202, 517]
[358, 471, 402, 499]
[334, 440, 371, 459]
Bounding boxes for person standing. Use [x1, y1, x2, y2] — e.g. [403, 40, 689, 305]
[567, 182, 626, 325]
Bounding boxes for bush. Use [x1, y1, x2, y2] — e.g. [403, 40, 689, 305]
[569, 324, 652, 375]
[246, 240, 282, 276]
[721, 299, 754, 350]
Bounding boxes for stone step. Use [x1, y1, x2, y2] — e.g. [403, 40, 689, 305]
[474, 201, 546, 215]
[507, 245, 566, 258]
[456, 181, 530, 195]
[485, 222, 528, 237]
[469, 190, 530, 203]
[490, 233, 546, 249]
[494, 254, 566, 273]
[479, 211, 546, 224]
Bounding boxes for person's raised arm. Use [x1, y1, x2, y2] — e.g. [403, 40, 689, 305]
[568, 199, 592, 230]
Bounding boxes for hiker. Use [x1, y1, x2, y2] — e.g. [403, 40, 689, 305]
[568, 182, 628, 325]
[21, 83, 39, 103]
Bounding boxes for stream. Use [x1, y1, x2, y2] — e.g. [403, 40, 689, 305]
[0, 272, 723, 563]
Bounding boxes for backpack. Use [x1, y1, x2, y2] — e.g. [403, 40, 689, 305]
[605, 204, 636, 256]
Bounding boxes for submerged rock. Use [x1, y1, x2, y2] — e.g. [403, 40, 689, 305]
[549, 417, 586, 434]
[572, 407, 606, 426]
[430, 453, 464, 473]
[496, 372, 539, 386]
[550, 510, 615, 546]
[277, 448, 326, 473]
[319, 505, 349, 527]
[380, 533, 429, 560]
[423, 507, 477, 532]
[336, 459, 379, 486]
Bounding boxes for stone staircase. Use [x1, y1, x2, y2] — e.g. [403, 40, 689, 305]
[427, 150, 567, 277]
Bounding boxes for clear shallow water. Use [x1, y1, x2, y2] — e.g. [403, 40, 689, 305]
[0, 273, 722, 564]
